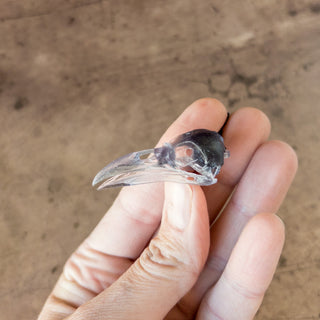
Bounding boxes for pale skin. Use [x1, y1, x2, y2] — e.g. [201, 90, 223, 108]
[38, 98, 298, 320]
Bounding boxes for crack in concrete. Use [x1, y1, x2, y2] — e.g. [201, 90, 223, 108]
[0, 0, 104, 22]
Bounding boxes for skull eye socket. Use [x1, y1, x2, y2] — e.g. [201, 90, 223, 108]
[185, 148, 193, 157]
[174, 146, 194, 160]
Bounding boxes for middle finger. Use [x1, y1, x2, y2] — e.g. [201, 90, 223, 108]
[204, 107, 271, 222]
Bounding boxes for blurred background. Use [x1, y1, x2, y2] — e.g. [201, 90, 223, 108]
[0, 1, 319, 319]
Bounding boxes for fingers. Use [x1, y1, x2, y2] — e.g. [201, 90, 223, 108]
[69, 183, 210, 320]
[87, 98, 227, 259]
[204, 107, 271, 221]
[208, 140, 297, 272]
[168, 140, 297, 319]
[38, 98, 227, 320]
[197, 213, 285, 320]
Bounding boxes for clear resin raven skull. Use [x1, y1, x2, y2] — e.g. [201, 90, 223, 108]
[92, 129, 230, 189]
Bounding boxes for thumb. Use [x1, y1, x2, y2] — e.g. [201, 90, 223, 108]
[70, 182, 210, 320]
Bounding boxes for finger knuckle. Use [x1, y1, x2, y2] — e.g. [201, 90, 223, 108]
[138, 236, 195, 280]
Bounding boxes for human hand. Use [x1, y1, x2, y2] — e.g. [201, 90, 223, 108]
[38, 98, 297, 320]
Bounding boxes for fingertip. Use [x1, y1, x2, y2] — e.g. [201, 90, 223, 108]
[246, 213, 286, 250]
[170, 98, 227, 134]
[257, 140, 298, 180]
[190, 97, 227, 113]
[230, 139, 298, 216]
[240, 212, 285, 251]
[203, 212, 285, 320]
[162, 183, 210, 272]
[163, 182, 193, 231]
[217, 107, 271, 186]
[271, 140, 298, 174]
[239, 107, 271, 137]
[229, 212, 286, 287]
[189, 184, 210, 267]
[225, 107, 271, 140]
[157, 98, 228, 149]
[185, 97, 228, 127]
[198, 212, 286, 320]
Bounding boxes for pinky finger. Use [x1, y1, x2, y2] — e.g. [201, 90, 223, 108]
[197, 213, 285, 320]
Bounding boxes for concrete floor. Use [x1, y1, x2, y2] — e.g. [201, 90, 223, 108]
[0, 1, 319, 319]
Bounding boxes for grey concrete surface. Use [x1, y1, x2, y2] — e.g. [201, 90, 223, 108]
[0, 1, 319, 319]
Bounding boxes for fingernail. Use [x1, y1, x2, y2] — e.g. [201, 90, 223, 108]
[164, 182, 192, 230]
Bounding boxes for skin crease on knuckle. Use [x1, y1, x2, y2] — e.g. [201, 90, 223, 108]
[136, 235, 198, 283]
